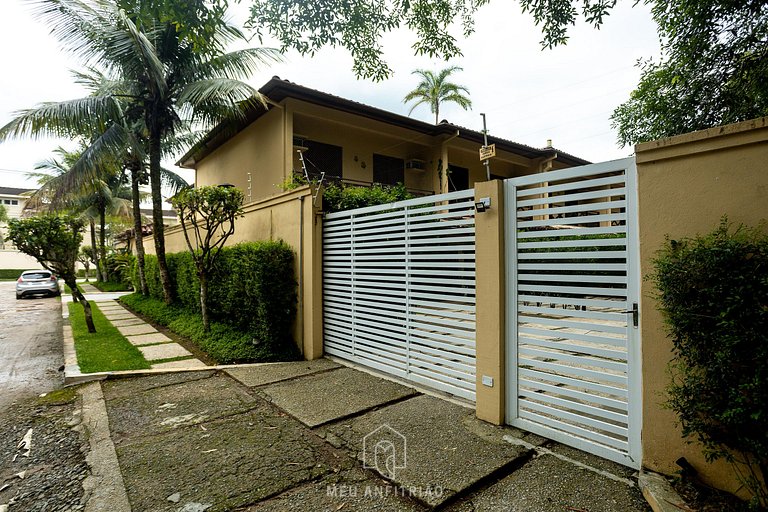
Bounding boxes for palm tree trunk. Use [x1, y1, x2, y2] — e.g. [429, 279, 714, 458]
[90, 220, 102, 282]
[99, 203, 107, 282]
[149, 132, 173, 304]
[131, 165, 149, 295]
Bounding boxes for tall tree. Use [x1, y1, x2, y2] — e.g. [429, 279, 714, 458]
[403, 66, 472, 124]
[612, 1, 768, 145]
[0, 0, 278, 303]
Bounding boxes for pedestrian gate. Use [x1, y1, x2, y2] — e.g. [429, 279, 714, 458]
[504, 158, 641, 468]
[323, 190, 477, 401]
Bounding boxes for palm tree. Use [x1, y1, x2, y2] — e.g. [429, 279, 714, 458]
[403, 66, 473, 124]
[0, 0, 278, 303]
[29, 146, 133, 282]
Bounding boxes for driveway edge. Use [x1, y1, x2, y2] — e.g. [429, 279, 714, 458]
[79, 382, 132, 512]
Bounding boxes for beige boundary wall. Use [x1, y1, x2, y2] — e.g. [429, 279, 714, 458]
[142, 185, 323, 359]
[636, 117, 768, 495]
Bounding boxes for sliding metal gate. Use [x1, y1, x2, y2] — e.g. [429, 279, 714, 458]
[323, 190, 477, 401]
[504, 157, 641, 468]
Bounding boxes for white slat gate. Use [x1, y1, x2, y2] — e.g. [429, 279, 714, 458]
[323, 190, 477, 401]
[504, 157, 641, 468]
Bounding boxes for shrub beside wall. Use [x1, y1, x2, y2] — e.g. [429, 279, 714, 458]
[652, 219, 768, 505]
[132, 241, 297, 362]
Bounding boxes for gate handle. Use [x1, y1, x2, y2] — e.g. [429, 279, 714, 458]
[622, 303, 639, 328]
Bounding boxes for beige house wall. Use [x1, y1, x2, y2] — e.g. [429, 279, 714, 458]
[636, 116, 768, 495]
[142, 186, 323, 358]
[195, 107, 287, 201]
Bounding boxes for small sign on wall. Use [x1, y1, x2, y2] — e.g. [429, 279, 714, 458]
[479, 144, 496, 161]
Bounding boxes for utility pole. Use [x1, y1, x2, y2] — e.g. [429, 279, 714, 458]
[481, 113, 491, 181]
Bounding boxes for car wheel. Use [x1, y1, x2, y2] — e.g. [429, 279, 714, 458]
[16, 294, 22, 300]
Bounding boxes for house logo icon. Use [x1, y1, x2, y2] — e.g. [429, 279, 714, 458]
[362, 424, 407, 479]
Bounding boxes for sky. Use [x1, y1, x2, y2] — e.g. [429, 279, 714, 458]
[0, 0, 661, 192]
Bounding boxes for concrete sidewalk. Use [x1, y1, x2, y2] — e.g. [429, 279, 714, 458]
[82, 361, 651, 512]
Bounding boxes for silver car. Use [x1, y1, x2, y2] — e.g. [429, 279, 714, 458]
[16, 270, 61, 299]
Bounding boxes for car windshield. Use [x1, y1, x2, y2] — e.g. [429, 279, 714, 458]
[22, 272, 51, 280]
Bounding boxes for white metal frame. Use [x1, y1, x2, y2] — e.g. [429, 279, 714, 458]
[504, 157, 642, 468]
[323, 189, 478, 401]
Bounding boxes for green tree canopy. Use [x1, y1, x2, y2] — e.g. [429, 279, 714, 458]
[612, 0, 768, 145]
[403, 66, 472, 124]
[6, 214, 96, 332]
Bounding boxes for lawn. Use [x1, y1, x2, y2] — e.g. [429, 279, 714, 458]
[68, 301, 151, 372]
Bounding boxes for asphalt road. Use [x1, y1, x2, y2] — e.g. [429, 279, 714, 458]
[0, 280, 64, 410]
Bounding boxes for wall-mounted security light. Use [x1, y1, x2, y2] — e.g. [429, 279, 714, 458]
[475, 197, 491, 213]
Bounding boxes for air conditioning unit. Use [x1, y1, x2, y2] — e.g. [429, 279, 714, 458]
[405, 159, 426, 171]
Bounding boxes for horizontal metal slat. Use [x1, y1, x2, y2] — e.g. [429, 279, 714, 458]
[517, 284, 627, 298]
[518, 326, 626, 348]
[518, 389, 628, 424]
[519, 346, 628, 373]
[517, 226, 627, 239]
[518, 274, 627, 285]
[516, 200, 627, 219]
[518, 213, 626, 229]
[516, 174, 626, 199]
[518, 336, 627, 361]
[517, 251, 626, 260]
[518, 314, 627, 335]
[517, 411, 628, 452]
[517, 295, 627, 310]
[518, 237, 626, 250]
[517, 263, 627, 272]
[518, 305, 627, 322]
[519, 367, 627, 399]
[518, 376, 628, 411]
[519, 356, 627, 385]
[519, 398, 628, 437]
[516, 187, 627, 209]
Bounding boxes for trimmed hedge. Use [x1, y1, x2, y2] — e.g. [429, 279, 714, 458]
[132, 241, 297, 362]
[120, 294, 298, 363]
[0, 269, 24, 280]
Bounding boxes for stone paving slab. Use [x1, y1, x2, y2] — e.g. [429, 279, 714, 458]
[126, 332, 172, 346]
[258, 367, 418, 428]
[139, 343, 192, 362]
[320, 394, 530, 507]
[225, 359, 341, 387]
[114, 407, 335, 512]
[103, 373, 256, 439]
[102, 371, 215, 399]
[117, 324, 157, 336]
[103, 312, 139, 321]
[243, 462, 425, 511]
[111, 317, 145, 327]
[150, 358, 208, 370]
[444, 454, 650, 512]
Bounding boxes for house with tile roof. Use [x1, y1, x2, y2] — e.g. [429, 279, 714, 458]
[178, 77, 589, 203]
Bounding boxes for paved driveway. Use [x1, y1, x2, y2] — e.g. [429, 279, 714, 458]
[0, 280, 63, 410]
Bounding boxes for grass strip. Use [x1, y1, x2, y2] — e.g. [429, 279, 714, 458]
[120, 293, 299, 364]
[149, 356, 196, 365]
[69, 301, 151, 372]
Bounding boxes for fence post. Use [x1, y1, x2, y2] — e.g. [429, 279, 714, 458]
[474, 180, 506, 424]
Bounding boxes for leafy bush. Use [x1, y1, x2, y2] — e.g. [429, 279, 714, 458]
[133, 241, 297, 362]
[104, 253, 135, 285]
[651, 218, 768, 506]
[120, 293, 299, 363]
[322, 182, 413, 212]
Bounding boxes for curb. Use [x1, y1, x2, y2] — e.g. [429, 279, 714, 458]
[78, 382, 132, 512]
[639, 471, 688, 512]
